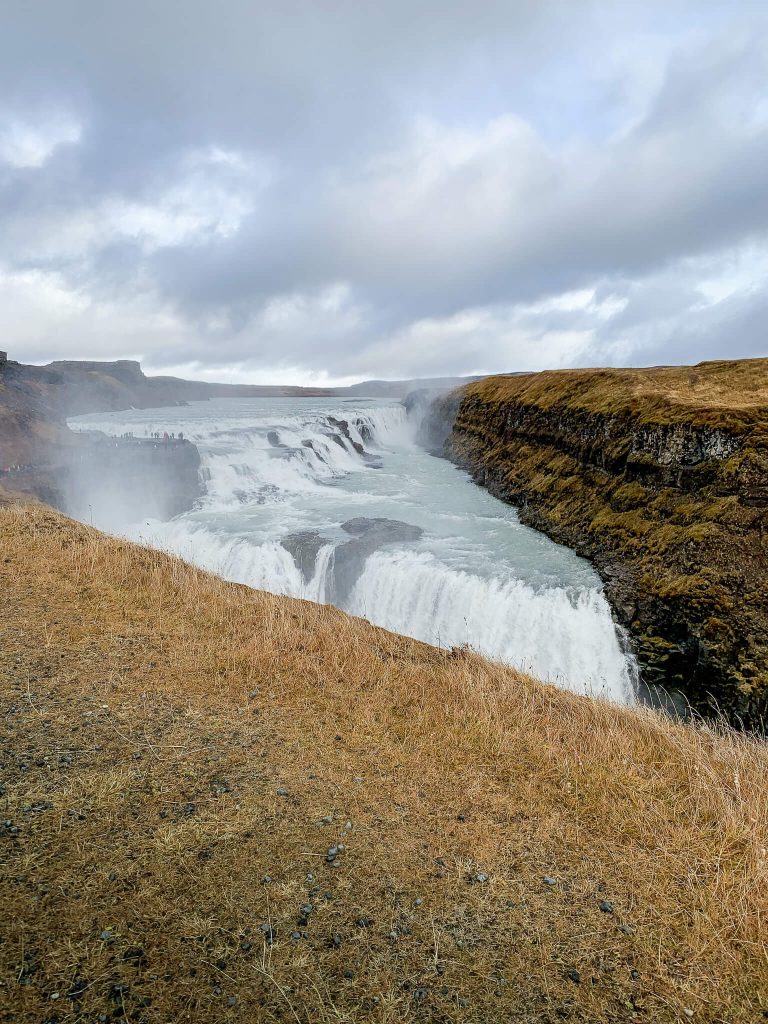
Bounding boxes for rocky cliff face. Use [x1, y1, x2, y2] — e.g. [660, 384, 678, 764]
[0, 358, 202, 520]
[423, 360, 768, 728]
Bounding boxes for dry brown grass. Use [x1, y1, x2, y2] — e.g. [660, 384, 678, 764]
[1, 502, 767, 1023]
[467, 358, 768, 424]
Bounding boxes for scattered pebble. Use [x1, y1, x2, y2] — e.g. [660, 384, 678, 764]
[321, 814, 333, 824]
[684, 1011, 694, 1019]
[599, 900, 614, 914]
[326, 846, 339, 862]
[227, 995, 238, 1006]
[565, 968, 581, 984]
[543, 876, 557, 886]
[276, 786, 289, 797]
[68, 977, 89, 999]
[344, 820, 352, 831]
[470, 872, 489, 885]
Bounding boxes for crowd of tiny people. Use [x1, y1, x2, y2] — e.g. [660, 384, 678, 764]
[2, 430, 186, 475]
[117, 431, 184, 442]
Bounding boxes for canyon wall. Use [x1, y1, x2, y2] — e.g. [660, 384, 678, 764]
[425, 360, 768, 727]
[0, 358, 201, 518]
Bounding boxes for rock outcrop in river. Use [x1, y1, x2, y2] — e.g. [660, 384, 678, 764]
[418, 359, 768, 728]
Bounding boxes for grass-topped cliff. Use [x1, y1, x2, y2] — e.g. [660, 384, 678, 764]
[1, 501, 767, 1022]
[443, 358, 768, 727]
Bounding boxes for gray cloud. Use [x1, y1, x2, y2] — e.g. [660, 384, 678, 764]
[1, 0, 767, 382]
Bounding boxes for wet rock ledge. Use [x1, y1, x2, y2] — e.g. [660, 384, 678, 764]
[416, 359, 768, 729]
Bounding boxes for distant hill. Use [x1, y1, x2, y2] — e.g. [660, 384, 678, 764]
[0, 353, 480, 468]
[42, 359, 335, 413]
[334, 375, 482, 398]
[38, 358, 479, 410]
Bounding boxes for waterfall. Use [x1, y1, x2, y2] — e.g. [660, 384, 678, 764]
[71, 396, 637, 703]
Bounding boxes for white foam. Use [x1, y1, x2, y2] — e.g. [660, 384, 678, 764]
[346, 549, 635, 700]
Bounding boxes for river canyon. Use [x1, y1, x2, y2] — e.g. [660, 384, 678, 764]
[69, 397, 636, 702]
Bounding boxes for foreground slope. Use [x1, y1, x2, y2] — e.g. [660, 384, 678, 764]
[443, 358, 768, 726]
[1, 504, 766, 1023]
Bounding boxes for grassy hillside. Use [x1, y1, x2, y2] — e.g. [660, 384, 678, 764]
[470, 359, 768, 423]
[449, 359, 768, 725]
[1, 502, 767, 1022]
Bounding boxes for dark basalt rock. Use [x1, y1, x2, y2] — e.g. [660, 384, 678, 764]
[267, 430, 287, 448]
[301, 439, 329, 465]
[330, 518, 423, 605]
[326, 417, 382, 466]
[280, 517, 423, 604]
[281, 531, 326, 584]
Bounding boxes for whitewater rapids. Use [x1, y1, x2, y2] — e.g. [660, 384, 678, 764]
[70, 397, 637, 702]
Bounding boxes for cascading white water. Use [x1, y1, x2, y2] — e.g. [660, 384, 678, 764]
[69, 396, 637, 703]
[346, 550, 630, 696]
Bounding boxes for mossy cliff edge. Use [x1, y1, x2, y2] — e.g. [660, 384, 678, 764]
[429, 359, 768, 727]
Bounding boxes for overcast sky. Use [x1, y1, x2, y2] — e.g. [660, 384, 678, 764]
[1, 1, 767, 384]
